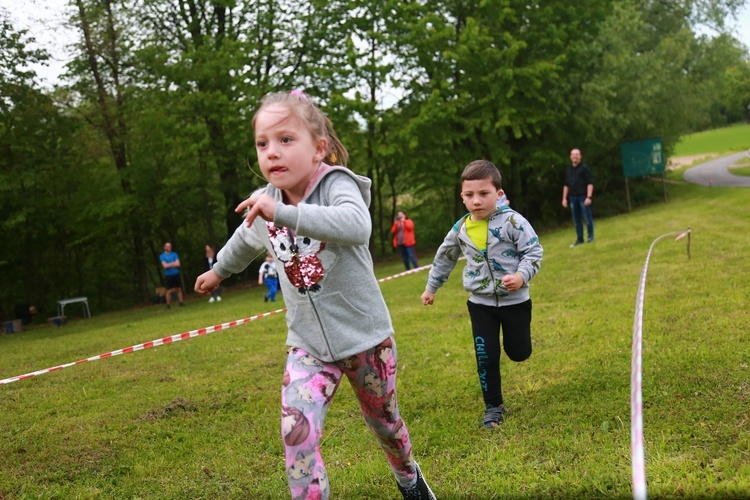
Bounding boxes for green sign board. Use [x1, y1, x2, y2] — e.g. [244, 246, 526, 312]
[621, 138, 664, 177]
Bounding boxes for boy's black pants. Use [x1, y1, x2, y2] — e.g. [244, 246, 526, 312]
[466, 299, 532, 407]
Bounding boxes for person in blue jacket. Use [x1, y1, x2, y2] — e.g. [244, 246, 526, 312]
[160, 242, 183, 309]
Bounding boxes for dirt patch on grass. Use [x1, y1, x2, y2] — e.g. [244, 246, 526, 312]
[667, 154, 719, 171]
[141, 397, 197, 421]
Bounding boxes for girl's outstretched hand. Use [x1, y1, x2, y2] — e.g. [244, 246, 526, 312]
[195, 270, 222, 294]
[236, 193, 278, 227]
[421, 290, 435, 306]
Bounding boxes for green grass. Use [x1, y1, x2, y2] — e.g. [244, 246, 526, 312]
[4, 118, 750, 499]
[729, 156, 750, 177]
[2, 181, 749, 498]
[672, 122, 750, 156]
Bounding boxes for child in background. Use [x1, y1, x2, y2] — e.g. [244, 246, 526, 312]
[258, 252, 279, 302]
[496, 192, 509, 207]
[195, 90, 436, 500]
[421, 160, 543, 429]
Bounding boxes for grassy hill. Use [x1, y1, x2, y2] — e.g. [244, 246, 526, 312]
[1, 129, 749, 498]
[672, 122, 750, 156]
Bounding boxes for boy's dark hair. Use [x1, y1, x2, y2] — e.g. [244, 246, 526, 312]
[461, 160, 502, 190]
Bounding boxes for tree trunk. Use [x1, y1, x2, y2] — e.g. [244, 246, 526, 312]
[75, 0, 150, 302]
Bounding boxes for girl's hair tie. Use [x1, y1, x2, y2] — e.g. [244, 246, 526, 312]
[290, 89, 308, 101]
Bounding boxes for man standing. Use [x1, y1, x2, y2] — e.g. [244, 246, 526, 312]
[160, 242, 184, 309]
[562, 148, 594, 247]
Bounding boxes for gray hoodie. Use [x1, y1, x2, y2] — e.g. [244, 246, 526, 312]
[426, 208, 543, 307]
[213, 164, 393, 362]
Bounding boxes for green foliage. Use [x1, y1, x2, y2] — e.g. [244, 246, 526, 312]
[1, 181, 749, 497]
[0, 15, 46, 85]
[2, 0, 750, 316]
[387, 0, 750, 230]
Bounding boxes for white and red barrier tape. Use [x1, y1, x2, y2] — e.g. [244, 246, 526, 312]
[376, 264, 432, 282]
[631, 227, 691, 500]
[0, 308, 287, 385]
[0, 265, 433, 386]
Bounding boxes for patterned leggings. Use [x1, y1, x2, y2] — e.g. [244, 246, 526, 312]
[282, 337, 415, 500]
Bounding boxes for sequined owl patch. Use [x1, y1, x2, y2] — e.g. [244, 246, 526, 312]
[268, 223, 326, 294]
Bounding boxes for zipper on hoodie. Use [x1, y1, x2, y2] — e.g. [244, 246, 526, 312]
[481, 248, 501, 307]
[460, 217, 501, 308]
[486, 213, 505, 307]
[307, 293, 335, 360]
[285, 227, 335, 360]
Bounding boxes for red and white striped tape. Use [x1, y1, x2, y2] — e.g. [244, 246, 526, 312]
[631, 254, 649, 500]
[376, 264, 432, 283]
[0, 264, 434, 386]
[631, 227, 690, 500]
[0, 308, 287, 385]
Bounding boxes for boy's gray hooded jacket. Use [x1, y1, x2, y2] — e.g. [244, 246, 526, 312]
[213, 165, 393, 362]
[426, 208, 543, 306]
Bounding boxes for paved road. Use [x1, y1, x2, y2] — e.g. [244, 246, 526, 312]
[683, 151, 750, 187]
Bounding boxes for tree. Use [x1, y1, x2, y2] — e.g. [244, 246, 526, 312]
[135, 0, 354, 241]
[60, 0, 154, 301]
[0, 14, 95, 316]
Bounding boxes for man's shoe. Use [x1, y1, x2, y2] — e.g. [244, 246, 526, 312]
[588, 237, 594, 243]
[166, 304, 171, 310]
[264, 296, 269, 303]
[569, 240, 584, 248]
[179, 302, 184, 307]
[397, 461, 436, 499]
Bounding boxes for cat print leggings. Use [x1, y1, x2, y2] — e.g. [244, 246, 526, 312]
[281, 337, 415, 500]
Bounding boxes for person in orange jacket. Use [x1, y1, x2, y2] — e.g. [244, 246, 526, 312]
[391, 211, 418, 270]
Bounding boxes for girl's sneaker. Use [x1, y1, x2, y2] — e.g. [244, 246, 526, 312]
[397, 461, 437, 499]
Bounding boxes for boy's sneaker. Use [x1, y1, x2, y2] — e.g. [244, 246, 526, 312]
[397, 461, 436, 499]
[482, 404, 506, 429]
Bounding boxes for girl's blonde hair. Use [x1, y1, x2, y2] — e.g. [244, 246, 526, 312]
[252, 91, 349, 166]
